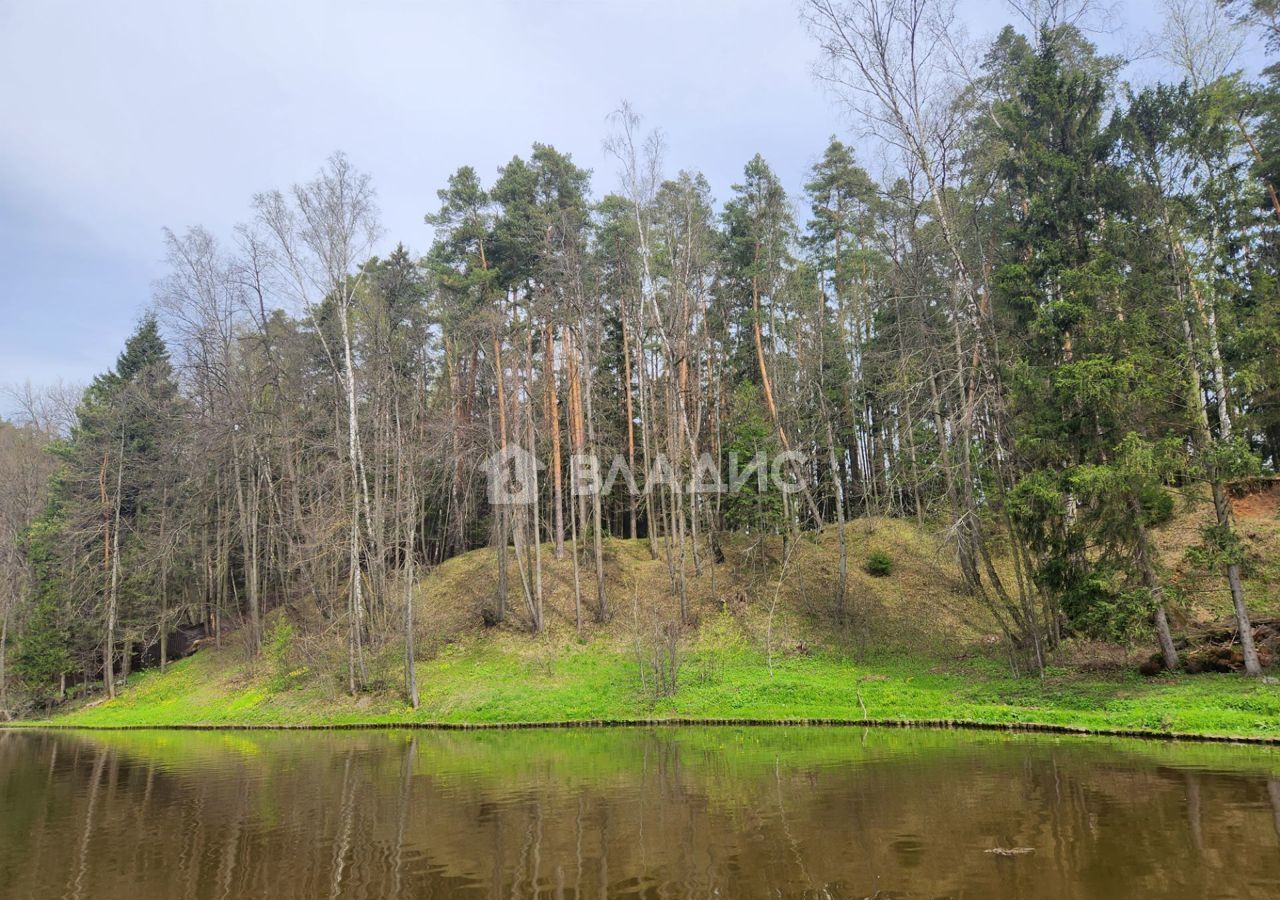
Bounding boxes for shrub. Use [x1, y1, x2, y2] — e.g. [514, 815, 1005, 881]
[864, 550, 894, 577]
[1059, 568, 1156, 643]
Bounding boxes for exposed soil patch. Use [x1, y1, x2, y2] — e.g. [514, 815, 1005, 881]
[1231, 479, 1280, 523]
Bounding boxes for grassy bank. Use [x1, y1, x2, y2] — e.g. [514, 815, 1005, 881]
[21, 625, 1280, 740]
[16, 495, 1280, 741]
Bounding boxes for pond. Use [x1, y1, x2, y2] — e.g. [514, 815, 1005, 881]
[1, 726, 1278, 898]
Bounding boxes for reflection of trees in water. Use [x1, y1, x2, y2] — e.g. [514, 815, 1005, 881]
[1271, 780, 1280, 841]
[70, 747, 105, 900]
[1, 729, 1278, 898]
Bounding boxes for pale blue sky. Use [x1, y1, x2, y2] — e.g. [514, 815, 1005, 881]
[0, 0, 1264, 408]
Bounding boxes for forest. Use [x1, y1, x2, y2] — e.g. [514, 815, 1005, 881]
[2, 0, 1280, 718]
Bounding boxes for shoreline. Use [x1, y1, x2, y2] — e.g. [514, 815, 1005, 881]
[9, 630, 1277, 746]
[6, 715, 1280, 745]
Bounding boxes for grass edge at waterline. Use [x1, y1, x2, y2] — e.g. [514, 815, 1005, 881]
[11, 635, 1280, 745]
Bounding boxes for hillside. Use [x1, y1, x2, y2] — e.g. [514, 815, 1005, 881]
[23, 485, 1280, 740]
[416, 516, 988, 655]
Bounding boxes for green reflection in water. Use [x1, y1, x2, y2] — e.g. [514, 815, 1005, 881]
[1, 726, 1278, 899]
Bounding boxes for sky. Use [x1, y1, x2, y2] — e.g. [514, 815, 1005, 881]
[0, 0, 1265, 412]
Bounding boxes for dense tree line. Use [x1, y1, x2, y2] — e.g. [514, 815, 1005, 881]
[3, 0, 1279, 712]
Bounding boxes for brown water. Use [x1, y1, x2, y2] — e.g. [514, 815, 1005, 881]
[1, 727, 1278, 899]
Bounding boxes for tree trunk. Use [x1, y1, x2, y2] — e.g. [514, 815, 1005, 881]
[620, 295, 639, 540]
[525, 326, 544, 632]
[105, 440, 125, 699]
[99, 450, 114, 699]
[1177, 271, 1263, 677]
[1225, 552, 1262, 676]
[826, 423, 848, 625]
[581, 336, 608, 623]
[637, 335, 659, 558]
[1132, 495, 1180, 670]
[750, 256, 823, 525]
[1233, 115, 1280, 223]
[230, 439, 261, 656]
[548, 328, 565, 559]
[339, 306, 366, 694]
[404, 485, 419, 709]
[569, 452, 583, 636]
[493, 331, 509, 623]
[158, 494, 169, 674]
[0, 605, 8, 716]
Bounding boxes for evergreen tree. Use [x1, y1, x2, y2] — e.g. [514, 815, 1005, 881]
[27, 316, 183, 697]
[998, 32, 1188, 661]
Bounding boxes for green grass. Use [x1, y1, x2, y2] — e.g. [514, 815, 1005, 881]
[22, 626, 1280, 740]
[15, 501, 1280, 742]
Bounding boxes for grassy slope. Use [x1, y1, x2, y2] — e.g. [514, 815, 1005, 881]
[26, 487, 1280, 739]
[44, 629, 1280, 739]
